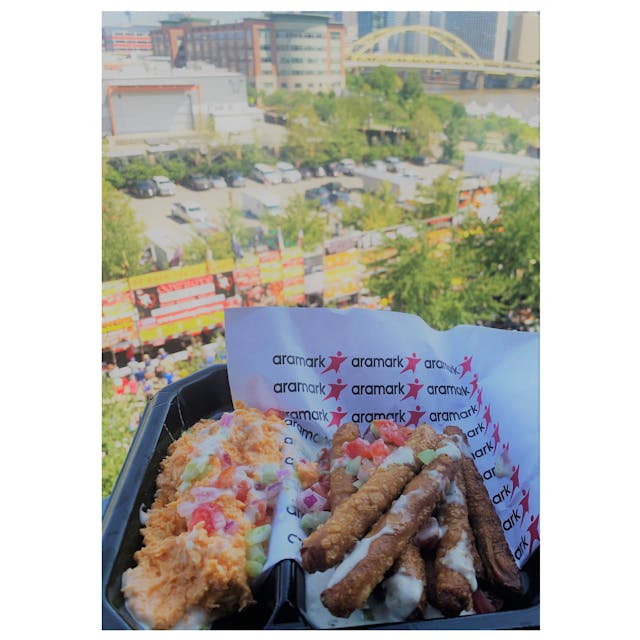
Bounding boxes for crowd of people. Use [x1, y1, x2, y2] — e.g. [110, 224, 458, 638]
[103, 335, 227, 401]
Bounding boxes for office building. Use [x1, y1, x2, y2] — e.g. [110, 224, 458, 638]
[429, 11, 508, 60]
[150, 12, 345, 94]
[508, 12, 540, 63]
[102, 26, 153, 53]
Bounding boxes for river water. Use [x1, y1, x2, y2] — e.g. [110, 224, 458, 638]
[438, 88, 540, 122]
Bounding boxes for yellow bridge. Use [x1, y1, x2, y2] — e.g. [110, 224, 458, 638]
[345, 26, 540, 80]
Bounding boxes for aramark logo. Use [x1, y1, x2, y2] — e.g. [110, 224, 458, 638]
[351, 382, 406, 396]
[351, 409, 407, 424]
[322, 351, 348, 374]
[428, 403, 478, 423]
[323, 378, 348, 401]
[423, 359, 460, 375]
[400, 353, 421, 373]
[401, 378, 423, 400]
[351, 354, 405, 368]
[273, 381, 326, 395]
[425, 383, 470, 396]
[273, 353, 327, 368]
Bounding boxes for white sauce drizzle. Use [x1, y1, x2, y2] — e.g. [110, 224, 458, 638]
[444, 479, 465, 506]
[379, 446, 415, 469]
[435, 441, 461, 461]
[442, 530, 477, 591]
[427, 469, 448, 494]
[383, 572, 423, 619]
[327, 525, 394, 588]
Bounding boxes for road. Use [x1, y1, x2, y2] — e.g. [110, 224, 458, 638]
[127, 163, 453, 255]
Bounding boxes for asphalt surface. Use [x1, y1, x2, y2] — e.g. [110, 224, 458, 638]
[127, 163, 452, 255]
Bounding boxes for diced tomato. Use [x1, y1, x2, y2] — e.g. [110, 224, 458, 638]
[215, 465, 237, 489]
[374, 420, 412, 446]
[236, 479, 251, 503]
[368, 438, 391, 465]
[311, 478, 329, 498]
[253, 500, 268, 526]
[344, 437, 370, 459]
[188, 503, 225, 535]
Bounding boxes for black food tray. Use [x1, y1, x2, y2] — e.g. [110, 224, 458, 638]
[102, 365, 540, 630]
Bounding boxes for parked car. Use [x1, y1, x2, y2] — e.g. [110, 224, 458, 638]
[337, 158, 356, 175]
[411, 155, 431, 167]
[276, 161, 302, 183]
[209, 175, 227, 189]
[130, 179, 156, 198]
[324, 162, 341, 177]
[183, 173, 211, 190]
[305, 187, 331, 207]
[171, 201, 208, 223]
[152, 175, 176, 196]
[252, 163, 283, 185]
[385, 156, 403, 172]
[225, 171, 247, 188]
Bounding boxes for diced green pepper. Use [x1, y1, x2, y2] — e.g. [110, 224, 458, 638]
[246, 524, 272, 545]
[417, 448, 436, 466]
[344, 455, 361, 476]
[247, 544, 267, 565]
[300, 511, 330, 533]
[259, 463, 280, 485]
[246, 560, 264, 578]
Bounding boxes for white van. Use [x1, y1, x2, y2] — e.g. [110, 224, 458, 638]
[252, 163, 283, 185]
[276, 162, 302, 183]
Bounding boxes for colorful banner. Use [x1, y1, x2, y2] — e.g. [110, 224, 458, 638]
[323, 249, 361, 301]
[102, 279, 137, 349]
[259, 250, 284, 284]
[134, 273, 226, 342]
[233, 254, 262, 290]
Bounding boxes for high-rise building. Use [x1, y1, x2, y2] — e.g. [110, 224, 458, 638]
[429, 11, 509, 60]
[394, 11, 431, 55]
[507, 12, 540, 63]
[150, 12, 345, 94]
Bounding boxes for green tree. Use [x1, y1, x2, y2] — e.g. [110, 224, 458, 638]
[263, 194, 326, 251]
[370, 236, 470, 330]
[283, 104, 330, 164]
[342, 182, 404, 231]
[102, 377, 141, 497]
[102, 178, 147, 281]
[120, 158, 155, 187]
[400, 71, 424, 104]
[415, 172, 461, 219]
[408, 104, 442, 156]
[456, 176, 540, 321]
[369, 176, 540, 330]
[363, 65, 402, 100]
[440, 102, 466, 164]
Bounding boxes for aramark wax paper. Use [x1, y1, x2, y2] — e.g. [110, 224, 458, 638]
[224, 307, 539, 570]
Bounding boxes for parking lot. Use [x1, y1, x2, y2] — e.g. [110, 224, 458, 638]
[126, 162, 452, 255]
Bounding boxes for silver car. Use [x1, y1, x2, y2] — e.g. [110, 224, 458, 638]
[152, 175, 176, 196]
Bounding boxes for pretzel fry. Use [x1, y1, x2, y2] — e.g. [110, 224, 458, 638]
[430, 467, 478, 616]
[443, 425, 523, 596]
[329, 422, 360, 511]
[320, 445, 460, 618]
[382, 541, 427, 620]
[301, 423, 439, 573]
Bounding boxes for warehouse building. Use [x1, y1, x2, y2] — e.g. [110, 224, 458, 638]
[102, 57, 261, 137]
